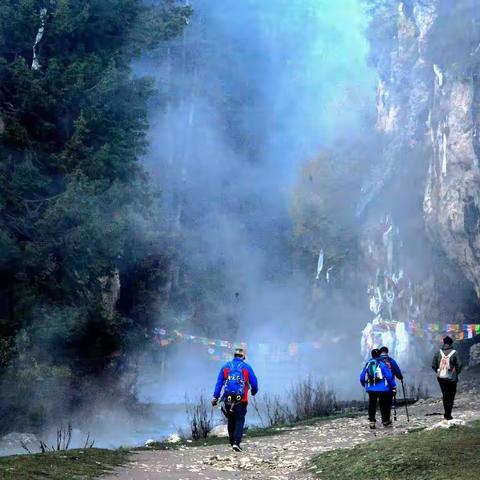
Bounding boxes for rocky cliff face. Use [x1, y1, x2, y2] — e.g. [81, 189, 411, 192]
[419, 2, 480, 301]
[361, 0, 480, 331]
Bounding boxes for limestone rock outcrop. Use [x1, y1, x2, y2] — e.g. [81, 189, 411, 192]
[362, 1, 480, 325]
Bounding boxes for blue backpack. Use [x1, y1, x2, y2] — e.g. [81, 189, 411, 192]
[224, 361, 246, 399]
[365, 358, 384, 385]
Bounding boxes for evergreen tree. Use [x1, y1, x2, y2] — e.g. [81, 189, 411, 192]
[0, 0, 190, 432]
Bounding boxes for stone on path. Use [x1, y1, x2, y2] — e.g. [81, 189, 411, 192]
[209, 424, 229, 438]
[426, 418, 466, 430]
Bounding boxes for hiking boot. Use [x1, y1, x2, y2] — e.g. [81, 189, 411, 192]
[369, 421, 376, 430]
[444, 415, 453, 421]
[232, 444, 242, 452]
[382, 420, 393, 428]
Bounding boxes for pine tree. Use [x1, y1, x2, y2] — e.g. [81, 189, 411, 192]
[0, 0, 190, 432]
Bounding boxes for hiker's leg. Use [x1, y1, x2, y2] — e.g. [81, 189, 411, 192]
[444, 381, 457, 419]
[368, 392, 378, 421]
[444, 391, 453, 419]
[451, 381, 457, 409]
[233, 403, 247, 446]
[379, 392, 392, 423]
[226, 407, 235, 445]
[443, 382, 453, 419]
[438, 379, 448, 417]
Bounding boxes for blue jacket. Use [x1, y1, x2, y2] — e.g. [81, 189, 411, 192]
[213, 357, 258, 403]
[380, 353, 403, 380]
[360, 358, 396, 393]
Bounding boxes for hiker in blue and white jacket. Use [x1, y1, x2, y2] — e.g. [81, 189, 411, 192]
[360, 348, 397, 429]
[211, 348, 258, 452]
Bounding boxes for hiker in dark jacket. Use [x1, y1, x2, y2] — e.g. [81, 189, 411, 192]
[360, 348, 397, 429]
[379, 346, 403, 380]
[432, 336, 463, 420]
[212, 347, 258, 452]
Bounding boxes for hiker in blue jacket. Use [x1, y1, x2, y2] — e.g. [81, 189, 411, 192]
[360, 348, 397, 429]
[379, 346, 403, 380]
[211, 348, 258, 451]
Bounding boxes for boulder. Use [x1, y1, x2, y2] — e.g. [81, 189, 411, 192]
[165, 433, 181, 443]
[209, 424, 228, 438]
[469, 343, 480, 367]
[426, 419, 466, 430]
[0, 432, 39, 454]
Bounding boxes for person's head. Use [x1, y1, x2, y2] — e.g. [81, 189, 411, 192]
[443, 336, 454, 346]
[379, 346, 389, 355]
[371, 348, 381, 359]
[234, 347, 246, 360]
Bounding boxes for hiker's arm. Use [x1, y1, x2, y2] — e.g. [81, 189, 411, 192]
[454, 352, 463, 374]
[387, 375, 397, 391]
[359, 367, 366, 387]
[432, 353, 438, 372]
[213, 367, 225, 399]
[384, 366, 396, 390]
[247, 365, 258, 396]
[391, 358, 403, 380]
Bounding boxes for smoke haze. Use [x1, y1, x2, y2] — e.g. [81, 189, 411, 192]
[133, 0, 378, 413]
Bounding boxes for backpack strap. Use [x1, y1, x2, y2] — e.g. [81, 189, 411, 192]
[223, 361, 234, 384]
[379, 361, 388, 386]
[440, 350, 456, 359]
[228, 360, 246, 380]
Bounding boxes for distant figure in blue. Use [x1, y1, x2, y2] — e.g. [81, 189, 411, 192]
[379, 346, 403, 381]
[360, 348, 397, 429]
[211, 348, 258, 451]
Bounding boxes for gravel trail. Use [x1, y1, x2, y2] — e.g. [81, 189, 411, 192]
[103, 390, 480, 480]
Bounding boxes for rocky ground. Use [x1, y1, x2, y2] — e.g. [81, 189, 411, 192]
[103, 388, 480, 480]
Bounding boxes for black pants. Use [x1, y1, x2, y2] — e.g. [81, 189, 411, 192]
[368, 392, 393, 423]
[223, 402, 247, 446]
[438, 379, 457, 419]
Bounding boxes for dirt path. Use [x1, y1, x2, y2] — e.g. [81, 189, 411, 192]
[104, 390, 480, 480]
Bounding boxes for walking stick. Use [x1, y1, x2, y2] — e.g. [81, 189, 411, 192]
[401, 379, 410, 422]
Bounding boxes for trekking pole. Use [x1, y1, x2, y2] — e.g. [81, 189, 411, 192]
[400, 379, 410, 422]
[393, 393, 397, 421]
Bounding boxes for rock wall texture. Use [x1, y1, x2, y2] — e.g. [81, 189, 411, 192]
[361, 0, 480, 325]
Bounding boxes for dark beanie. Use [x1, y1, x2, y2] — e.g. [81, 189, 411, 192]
[371, 348, 381, 358]
[379, 346, 389, 354]
[443, 336, 453, 346]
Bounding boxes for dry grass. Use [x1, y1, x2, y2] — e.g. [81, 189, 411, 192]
[0, 448, 130, 480]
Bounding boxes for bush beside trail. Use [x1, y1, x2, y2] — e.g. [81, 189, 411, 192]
[184, 393, 214, 440]
[260, 377, 364, 428]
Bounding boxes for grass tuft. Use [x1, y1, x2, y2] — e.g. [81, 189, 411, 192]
[0, 448, 130, 480]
